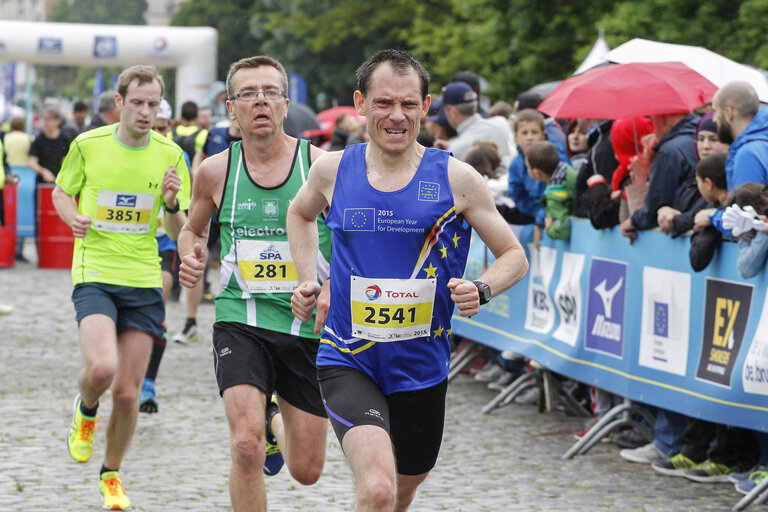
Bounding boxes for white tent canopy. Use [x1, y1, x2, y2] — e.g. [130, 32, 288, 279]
[574, 34, 610, 75]
[605, 38, 768, 103]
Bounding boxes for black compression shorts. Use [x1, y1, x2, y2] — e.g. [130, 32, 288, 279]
[318, 365, 447, 475]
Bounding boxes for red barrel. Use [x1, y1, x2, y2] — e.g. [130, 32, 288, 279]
[0, 183, 18, 268]
[37, 184, 74, 269]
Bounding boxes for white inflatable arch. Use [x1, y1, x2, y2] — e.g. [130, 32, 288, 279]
[0, 20, 217, 114]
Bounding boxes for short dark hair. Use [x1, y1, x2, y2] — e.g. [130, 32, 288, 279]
[526, 140, 560, 176]
[226, 55, 289, 99]
[513, 109, 545, 133]
[515, 91, 543, 111]
[73, 100, 88, 113]
[356, 49, 430, 100]
[10, 117, 25, 131]
[181, 101, 198, 122]
[465, 143, 501, 179]
[725, 182, 768, 213]
[696, 153, 728, 191]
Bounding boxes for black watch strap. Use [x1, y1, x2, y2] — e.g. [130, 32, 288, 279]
[164, 200, 180, 214]
[473, 280, 492, 305]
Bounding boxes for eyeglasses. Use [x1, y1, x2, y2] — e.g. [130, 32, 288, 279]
[231, 89, 285, 102]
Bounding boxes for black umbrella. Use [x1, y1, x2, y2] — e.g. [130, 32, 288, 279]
[284, 102, 320, 137]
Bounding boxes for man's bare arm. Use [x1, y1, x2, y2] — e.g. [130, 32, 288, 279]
[177, 152, 224, 287]
[287, 152, 339, 321]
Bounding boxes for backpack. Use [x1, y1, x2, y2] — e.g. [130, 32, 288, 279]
[171, 127, 201, 162]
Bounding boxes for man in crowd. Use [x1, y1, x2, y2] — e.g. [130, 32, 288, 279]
[288, 49, 528, 511]
[712, 81, 768, 189]
[53, 65, 189, 511]
[620, 111, 699, 241]
[177, 55, 331, 512]
[435, 81, 514, 162]
[87, 91, 120, 131]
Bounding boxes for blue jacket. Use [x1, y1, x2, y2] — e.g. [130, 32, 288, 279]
[726, 108, 768, 190]
[631, 114, 699, 230]
[507, 137, 569, 226]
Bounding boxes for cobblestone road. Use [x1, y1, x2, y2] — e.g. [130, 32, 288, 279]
[0, 244, 750, 511]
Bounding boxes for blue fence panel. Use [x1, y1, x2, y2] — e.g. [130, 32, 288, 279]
[12, 166, 36, 237]
[453, 219, 768, 433]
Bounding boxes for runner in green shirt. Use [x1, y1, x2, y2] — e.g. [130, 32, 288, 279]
[52, 64, 190, 511]
[178, 55, 330, 512]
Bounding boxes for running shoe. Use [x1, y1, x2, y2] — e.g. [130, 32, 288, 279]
[683, 459, 743, 483]
[619, 442, 665, 464]
[173, 324, 198, 345]
[264, 394, 284, 476]
[139, 378, 158, 414]
[652, 453, 700, 477]
[729, 465, 766, 484]
[735, 468, 768, 495]
[573, 421, 611, 443]
[67, 394, 98, 463]
[100, 471, 131, 510]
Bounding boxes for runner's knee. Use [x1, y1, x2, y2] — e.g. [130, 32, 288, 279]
[230, 429, 266, 469]
[84, 361, 116, 391]
[357, 469, 396, 510]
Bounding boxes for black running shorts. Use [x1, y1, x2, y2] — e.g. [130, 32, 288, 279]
[318, 365, 447, 475]
[212, 321, 326, 418]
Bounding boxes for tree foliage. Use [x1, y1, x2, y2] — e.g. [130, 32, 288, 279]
[168, 0, 768, 110]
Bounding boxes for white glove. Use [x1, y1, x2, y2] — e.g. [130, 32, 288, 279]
[722, 204, 768, 236]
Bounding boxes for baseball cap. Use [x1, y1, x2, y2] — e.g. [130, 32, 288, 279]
[157, 99, 173, 121]
[441, 82, 478, 106]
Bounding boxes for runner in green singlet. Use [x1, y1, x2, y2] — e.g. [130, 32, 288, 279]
[177, 56, 330, 512]
[53, 65, 190, 511]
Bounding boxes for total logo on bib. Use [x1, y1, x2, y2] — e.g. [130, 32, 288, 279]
[350, 276, 436, 342]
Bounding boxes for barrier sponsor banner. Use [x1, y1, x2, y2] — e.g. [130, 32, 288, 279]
[639, 267, 690, 376]
[453, 221, 768, 432]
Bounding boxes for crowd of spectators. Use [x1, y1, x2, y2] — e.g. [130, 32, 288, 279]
[3, 68, 768, 501]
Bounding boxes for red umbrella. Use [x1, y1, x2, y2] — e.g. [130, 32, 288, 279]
[316, 106, 365, 137]
[537, 61, 718, 119]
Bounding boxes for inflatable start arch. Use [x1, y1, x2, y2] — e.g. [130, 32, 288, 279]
[0, 20, 217, 114]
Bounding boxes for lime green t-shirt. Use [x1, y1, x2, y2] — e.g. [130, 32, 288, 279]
[56, 125, 191, 287]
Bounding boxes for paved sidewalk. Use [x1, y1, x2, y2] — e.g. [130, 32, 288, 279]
[0, 252, 748, 511]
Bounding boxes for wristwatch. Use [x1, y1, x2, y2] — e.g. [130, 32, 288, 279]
[473, 281, 492, 305]
[164, 200, 180, 214]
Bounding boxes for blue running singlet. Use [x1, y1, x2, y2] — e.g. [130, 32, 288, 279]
[319, 143, 471, 394]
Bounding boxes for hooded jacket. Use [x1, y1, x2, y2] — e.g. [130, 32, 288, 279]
[726, 108, 768, 190]
[630, 114, 699, 231]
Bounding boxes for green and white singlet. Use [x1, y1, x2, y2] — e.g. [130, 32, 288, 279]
[216, 139, 331, 338]
[56, 125, 190, 288]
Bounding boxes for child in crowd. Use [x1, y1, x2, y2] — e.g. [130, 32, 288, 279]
[525, 140, 577, 245]
[690, 153, 729, 271]
[506, 109, 569, 226]
[721, 183, 768, 279]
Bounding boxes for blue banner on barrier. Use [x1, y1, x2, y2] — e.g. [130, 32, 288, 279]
[453, 220, 768, 433]
[12, 166, 36, 237]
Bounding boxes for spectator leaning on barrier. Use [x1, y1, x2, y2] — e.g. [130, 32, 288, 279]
[712, 81, 768, 190]
[505, 109, 569, 227]
[620, 111, 699, 242]
[572, 118, 619, 221]
[690, 153, 729, 272]
[525, 140, 577, 244]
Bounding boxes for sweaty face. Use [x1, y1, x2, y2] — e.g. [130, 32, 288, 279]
[118, 79, 162, 141]
[355, 63, 428, 154]
[227, 66, 288, 137]
[516, 121, 545, 155]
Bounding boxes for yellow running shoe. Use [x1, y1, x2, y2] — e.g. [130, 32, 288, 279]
[99, 471, 131, 510]
[67, 394, 98, 463]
